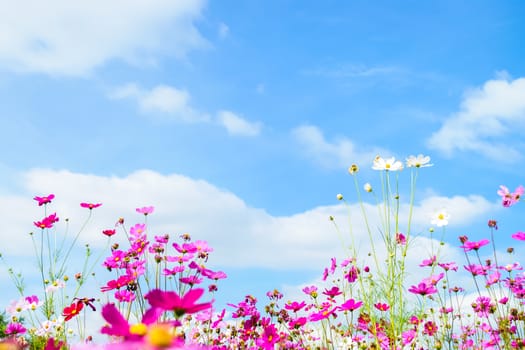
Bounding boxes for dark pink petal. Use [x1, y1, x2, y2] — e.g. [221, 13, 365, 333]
[100, 304, 130, 337]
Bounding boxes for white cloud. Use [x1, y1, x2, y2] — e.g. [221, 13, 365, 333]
[216, 110, 262, 136]
[218, 22, 229, 39]
[0, 168, 497, 271]
[110, 83, 210, 122]
[0, 0, 207, 76]
[427, 76, 525, 160]
[292, 125, 387, 169]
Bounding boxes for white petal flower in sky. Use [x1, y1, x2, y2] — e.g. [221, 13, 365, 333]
[431, 210, 450, 227]
[406, 154, 433, 168]
[372, 156, 404, 171]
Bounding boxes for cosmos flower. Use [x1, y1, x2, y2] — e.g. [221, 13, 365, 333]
[372, 156, 403, 171]
[144, 288, 213, 318]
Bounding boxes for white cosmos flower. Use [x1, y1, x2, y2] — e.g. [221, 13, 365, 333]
[406, 154, 432, 168]
[363, 183, 373, 193]
[431, 210, 449, 227]
[372, 156, 403, 171]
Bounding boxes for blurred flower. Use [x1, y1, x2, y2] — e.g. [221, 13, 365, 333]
[33, 194, 55, 206]
[497, 185, 523, 207]
[461, 239, 490, 252]
[63, 301, 84, 321]
[431, 210, 449, 227]
[511, 231, 525, 241]
[102, 229, 116, 237]
[136, 206, 155, 215]
[80, 202, 102, 209]
[363, 183, 372, 192]
[372, 156, 403, 171]
[34, 213, 59, 229]
[406, 154, 432, 168]
[348, 164, 359, 175]
[145, 288, 213, 318]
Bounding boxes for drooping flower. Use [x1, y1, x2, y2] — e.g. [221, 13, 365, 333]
[431, 209, 449, 227]
[372, 155, 403, 171]
[406, 154, 432, 168]
[144, 288, 213, 318]
[80, 202, 102, 210]
[396, 232, 407, 245]
[33, 194, 55, 206]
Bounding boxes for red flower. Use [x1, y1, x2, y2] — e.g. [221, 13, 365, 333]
[33, 194, 55, 206]
[80, 202, 102, 210]
[102, 229, 116, 237]
[63, 301, 84, 321]
[374, 302, 390, 311]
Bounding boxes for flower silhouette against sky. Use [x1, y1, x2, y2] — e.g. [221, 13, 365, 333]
[33, 194, 55, 206]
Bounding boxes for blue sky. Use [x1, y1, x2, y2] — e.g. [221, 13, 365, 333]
[1, 0, 525, 323]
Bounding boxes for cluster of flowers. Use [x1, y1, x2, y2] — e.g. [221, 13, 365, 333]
[1, 154, 524, 349]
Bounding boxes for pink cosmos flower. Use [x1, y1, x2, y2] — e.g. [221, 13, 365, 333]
[136, 206, 155, 215]
[34, 213, 59, 229]
[401, 329, 416, 346]
[408, 282, 437, 296]
[460, 239, 490, 252]
[338, 298, 363, 312]
[512, 231, 525, 241]
[5, 322, 26, 335]
[284, 301, 306, 312]
[256, 323, 280, 350]
[498, 185, 523, 207]
[419, 255, 436, 267]
[100, 275, 134, 292]
[396, 232, 407, 245]
[302, 285, 318, 298]
[33, 194, 55, 206]
[422, 272, 445, 286]
[374, 302, 390, 311]
[100, 303, 163, 339]
[344, 265, 359, 283]
[144, 288, 213, 318]
[173, 242, 198, 254]
[114, 290, 136, 303]
[322, 286, 342, 298]
[422, 321, 438, 336]
[80, 202, 102, 209]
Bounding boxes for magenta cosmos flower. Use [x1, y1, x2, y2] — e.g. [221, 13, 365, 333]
[144, 288, 213, 318]
[512, 231, 525, 241]
[408, 282, 437, 296]
[460, 239, 490, 252]
[33, 194, 55, 206]
[33, 213, 59, 229]
[100, 303, 163, 340]
[80, 202, 102, 209]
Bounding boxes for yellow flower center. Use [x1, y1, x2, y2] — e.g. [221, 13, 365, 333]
[146, 325, 174, 348]
[129, 323, 148, 336]
[438, 214, 445, 220]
